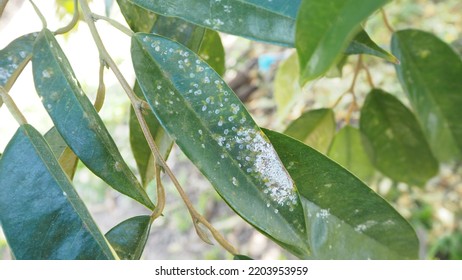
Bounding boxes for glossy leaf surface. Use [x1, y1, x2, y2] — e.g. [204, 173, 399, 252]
[132, 33, 309, 257]
[265, 129, 419, 259]
[345, 29, 398, 64]
[0, 32, 38, 107]
[32, 29, 153, 209]
[284, 108, 335, 154]
[106, 215, 152, 260]
[327, 125, 374, 183]
[128, 0, 392, 64]
[392, 29, 462, 161]
[360, 89, 438, 186]
[296, 0, 389, 84]
[0, 125, 116, 260]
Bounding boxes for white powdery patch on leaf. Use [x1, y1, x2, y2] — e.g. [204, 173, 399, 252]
[237, 128, 298, 207]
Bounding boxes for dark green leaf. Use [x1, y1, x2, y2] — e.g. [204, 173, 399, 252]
[327, 125, 375, 183]
[32, 29, 153, 209]
[128, 0, 392, 65]
[106, 215, 152, 260]
[132, 33, 309, 258]
[284, 109, 335, 154]
[117, 0, 157, 32]
[233, 254, 253, 260]
[265, 129, 419, 259]
[392, 29, 462, 161]
[0, 125, 116, 260]
[0, 32, 38, 107]
[296, 0, 389, 84]
[345, 29, 398, 64]
[44, 127, 79, 180]
[360, 89, 438, 186]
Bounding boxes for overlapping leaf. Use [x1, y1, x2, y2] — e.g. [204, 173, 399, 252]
[106, 215, 152, 260]
[392, 29, 462, 161]
[132, 33, 309, 258]
[0, 125, 116, 259]
[0, 32, 38, 107]
[128, 0, 392, 64]
[360, 89, 438, 186]
[296, 0, 390, 84]
[266, 129, 419, 259]
[44, 127, 79, 180]
[274, 52, 302, 118]
[327, 126, 375, 183]
[284, 109, 335, 154]
[32, 29, 153, 209]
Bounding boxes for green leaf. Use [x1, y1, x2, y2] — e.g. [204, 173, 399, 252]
[274, 52, 302, 118]
[284, 109, 335, 154]
[327, 125, 375, 183]
[117, 0, 157, 32]
[44, 127, 79, 180]
[360, 89, 438, 186]
[32, 29, 153, 209]
[106, 215, 152, 260]
[392, 29, 462, 161]
[0, 32, 38, 107]
[0, 125, 116, 260]
[233, 254, 253, 260]
[128, 0, 392, 65]
[345, 29, 399, 64]
[132, 33, 309, 258]
[265, 129, 419, 259]
[199, 30, 226, 77]
[296, 0, 389, 84]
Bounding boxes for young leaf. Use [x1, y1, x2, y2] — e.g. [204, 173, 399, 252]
[0, 32, 38, 107]
[199, 30, 226, 77]
[132, 33, 309, 258]
[274, 52, 302, 118]
[296, 0, 389, 84]
[32, 29, 153, 209]
[128, 0, 392, 65]
[0, 125, 116, 260]
[117, 0, 157, 32]
[106, 215, 152, 260]
[360, 89, 438, 186]
[265, 129, 419, 259]
[44, 127, 79, 180]
[284, 108, 335, 154]
[392, 29, 462, 161]
[327, 125, 375, 183]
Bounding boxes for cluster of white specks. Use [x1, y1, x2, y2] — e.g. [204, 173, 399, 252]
[203, 18, 225, 29]
[232, 177, 238, 186]
[354, 220, 378, 233]
[316, 208, 331, 220]
[42, 69, 52, 78]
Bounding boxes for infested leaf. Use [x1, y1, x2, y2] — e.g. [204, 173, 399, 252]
[266, 129, 419, 259]
[32, 29, 153, 209]
[132, 33, 309, 258]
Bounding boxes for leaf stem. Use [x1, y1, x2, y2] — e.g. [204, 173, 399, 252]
[0, 86, 28, 125]
[28, 0, 47, 29]
[92, 13, 134, 37]
[381, 8, 395, 33]
[78, 0, 237, 256]
[54, 0, 79, 35]
[150, 165, 165, 220]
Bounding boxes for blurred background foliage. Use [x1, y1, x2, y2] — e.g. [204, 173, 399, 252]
[0, 0, 461, 259]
